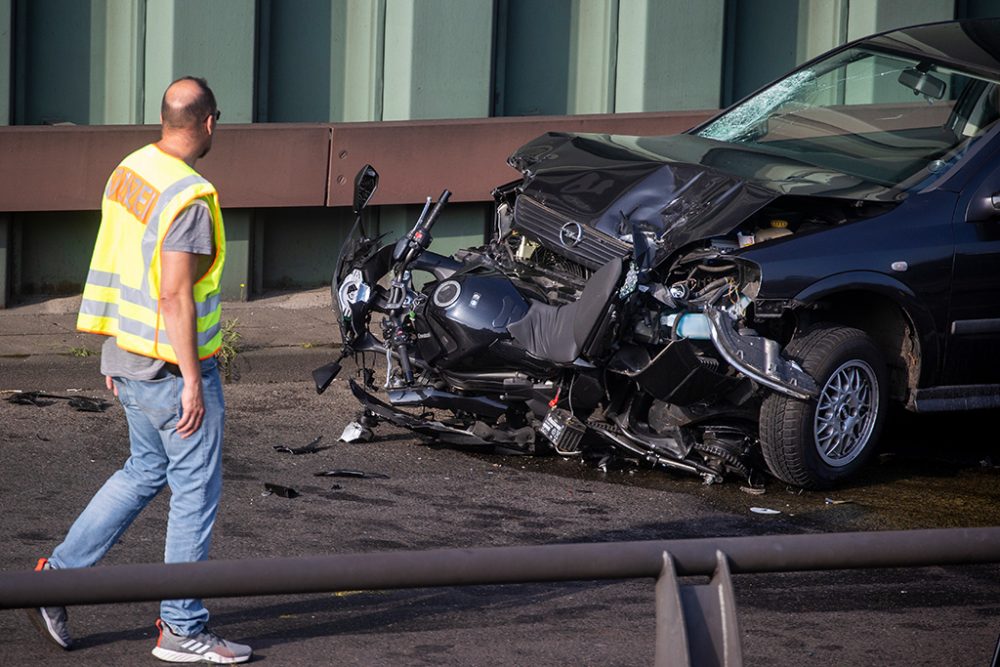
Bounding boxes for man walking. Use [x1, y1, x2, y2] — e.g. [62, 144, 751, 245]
[27, 76, 251, 664]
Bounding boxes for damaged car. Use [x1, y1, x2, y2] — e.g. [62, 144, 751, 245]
[320, 19, 1000, 489]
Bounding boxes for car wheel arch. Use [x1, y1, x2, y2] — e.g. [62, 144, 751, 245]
[787, 275, 935, 401]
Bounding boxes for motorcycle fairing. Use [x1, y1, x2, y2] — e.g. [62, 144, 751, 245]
[508, 258, 624, 364]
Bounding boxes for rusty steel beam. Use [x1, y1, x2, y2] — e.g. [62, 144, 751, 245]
[201, 124, 332, 208]
[0, 126, 156, 212]
[0, 124, 332, 212]
[0, 112, 713, 212]
[326, 111, 714, 206]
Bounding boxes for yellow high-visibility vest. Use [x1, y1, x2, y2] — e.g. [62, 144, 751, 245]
[77, 143, 226, 363]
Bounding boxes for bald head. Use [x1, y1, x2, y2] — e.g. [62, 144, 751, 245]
[160, 77, 217, 131]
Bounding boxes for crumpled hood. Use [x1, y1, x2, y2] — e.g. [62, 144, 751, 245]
[508, 131, 853, 252]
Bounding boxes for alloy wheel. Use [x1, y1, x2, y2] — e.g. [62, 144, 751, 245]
[813, 359, 879, 467]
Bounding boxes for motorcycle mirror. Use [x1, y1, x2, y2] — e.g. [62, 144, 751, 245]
[353, 164, 379, 215]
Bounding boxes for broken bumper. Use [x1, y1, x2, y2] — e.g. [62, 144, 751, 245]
[704, 306, 818, 400]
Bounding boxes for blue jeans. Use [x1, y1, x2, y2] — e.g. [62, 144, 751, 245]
[50, 358, 224, 636]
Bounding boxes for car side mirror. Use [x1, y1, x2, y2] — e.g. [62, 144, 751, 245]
[353, 164, 379, 216]
[966, 192, 1000, 222]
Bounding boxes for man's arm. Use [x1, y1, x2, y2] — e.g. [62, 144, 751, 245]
[160, 249, 204, 437]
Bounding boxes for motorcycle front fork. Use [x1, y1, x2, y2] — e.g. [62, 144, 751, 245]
[381, 315, 417, 388]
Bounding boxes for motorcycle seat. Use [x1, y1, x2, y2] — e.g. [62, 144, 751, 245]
[507, 258, 623, 364]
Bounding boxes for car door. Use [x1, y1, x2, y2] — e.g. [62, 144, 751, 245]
[945, 147, 1000, 384]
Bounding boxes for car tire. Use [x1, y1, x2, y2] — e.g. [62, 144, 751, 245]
[759, 325, 887, 489]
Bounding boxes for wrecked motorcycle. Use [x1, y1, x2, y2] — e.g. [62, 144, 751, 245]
[314, 164, 809, 485]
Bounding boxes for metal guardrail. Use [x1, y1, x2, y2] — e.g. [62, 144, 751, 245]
[3, 528, 999, 666]
[0, 111, 715, 212]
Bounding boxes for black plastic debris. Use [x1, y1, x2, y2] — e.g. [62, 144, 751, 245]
[263, 483, 299, 498]
[312, 361, 342, 395]
[6, 391, 111, 412]
[7, 392, 56, 407]
[272, 435, 329, 455]
[68, 396, 112, 412]
[313, 469, 389, 479]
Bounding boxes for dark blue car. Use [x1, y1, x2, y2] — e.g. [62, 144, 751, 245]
[496, 19, 1000, 487]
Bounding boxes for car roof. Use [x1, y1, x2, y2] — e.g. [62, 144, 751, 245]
[861, 19, 1000, 78]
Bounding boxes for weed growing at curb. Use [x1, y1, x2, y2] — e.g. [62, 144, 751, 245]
[69, 346, 93, 357]
[216, 318, 242, 383]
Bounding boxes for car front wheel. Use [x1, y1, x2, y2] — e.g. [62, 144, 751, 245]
[759, 325, 887, 489]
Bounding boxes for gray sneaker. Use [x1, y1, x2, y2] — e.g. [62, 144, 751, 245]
[25, 558, 72, 649]
[152, 619, 252, 664]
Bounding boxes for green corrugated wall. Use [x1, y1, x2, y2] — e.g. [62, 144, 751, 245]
[4, 0, 999, 301]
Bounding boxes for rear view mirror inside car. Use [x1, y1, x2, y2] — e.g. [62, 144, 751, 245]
[898, 67, 946, 100]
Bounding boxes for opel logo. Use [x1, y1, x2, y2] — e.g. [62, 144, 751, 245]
[559, 221, 583, 248]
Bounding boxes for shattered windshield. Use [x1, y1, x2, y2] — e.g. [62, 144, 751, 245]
[696, 47, 1000, 191]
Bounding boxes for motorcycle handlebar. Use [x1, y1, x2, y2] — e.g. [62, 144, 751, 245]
[411, 197, 433, 235]
[407, 189, 450, 241]
[421, 189, 451, 234]
[398, 189, 452, 273]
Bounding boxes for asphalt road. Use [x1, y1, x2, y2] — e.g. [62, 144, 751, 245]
[0, 353, 998, 666]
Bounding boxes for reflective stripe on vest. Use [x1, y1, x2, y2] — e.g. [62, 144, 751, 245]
[80, 269, 222, 322]
[76, 144, 226, 363]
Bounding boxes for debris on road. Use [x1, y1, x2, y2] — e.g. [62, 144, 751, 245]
[314, 469, 389, 480]
[5, 391, 111, 412]
[750, 507, 781, 515]
[263, 483, 300, 498]
[339, 421, 374, 443]
[273, 435, 329, 455]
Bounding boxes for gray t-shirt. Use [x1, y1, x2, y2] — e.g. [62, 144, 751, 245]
[101, 200, 215, 380]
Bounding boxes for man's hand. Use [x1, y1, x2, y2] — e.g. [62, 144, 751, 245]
[176, 377, 205, 437]
[105, 375, 118, 396]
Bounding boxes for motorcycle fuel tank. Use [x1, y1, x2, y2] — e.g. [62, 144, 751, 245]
[416, 272, 534, 371]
